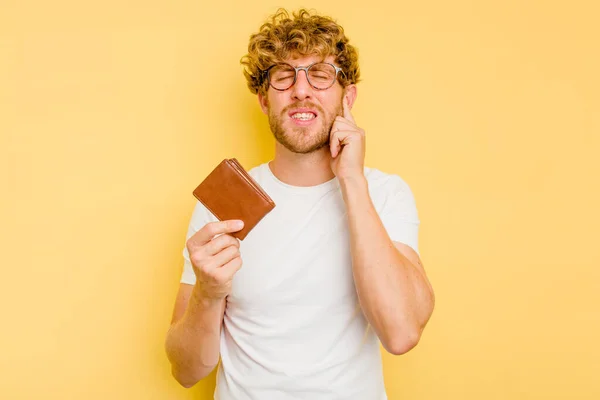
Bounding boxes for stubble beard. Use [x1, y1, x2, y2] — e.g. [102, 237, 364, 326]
[268, 101, 343, 154]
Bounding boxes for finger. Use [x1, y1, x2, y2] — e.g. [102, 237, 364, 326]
[334, 116, 358, 130]
[329, 119, 341, 157]
[330, 130, 355, 158]
[330, 128, 342, 158]
[203, 233, 240, 256]
[207, 244, 240, 270]
[342, 95, 355, 124]
[330, 140, 340, 158]
[215, 256, 243, 280]
[189, 220, 244, 248]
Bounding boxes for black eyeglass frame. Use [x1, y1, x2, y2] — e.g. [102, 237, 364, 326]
[263, 62, 345, 91]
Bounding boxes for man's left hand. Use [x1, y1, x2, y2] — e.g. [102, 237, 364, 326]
[330, 96, 365, 181]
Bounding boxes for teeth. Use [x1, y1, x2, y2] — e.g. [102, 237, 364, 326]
[292, 112, 315, 120]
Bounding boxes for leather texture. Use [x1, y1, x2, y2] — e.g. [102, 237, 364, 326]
[192, 158, 276, 240]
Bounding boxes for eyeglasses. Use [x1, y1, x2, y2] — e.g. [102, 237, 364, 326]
[264, 62, 344, 91]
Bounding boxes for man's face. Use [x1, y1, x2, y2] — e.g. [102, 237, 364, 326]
[258, 55, 351, 154]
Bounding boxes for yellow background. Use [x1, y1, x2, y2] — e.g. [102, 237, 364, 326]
[1, 0, 598, 399]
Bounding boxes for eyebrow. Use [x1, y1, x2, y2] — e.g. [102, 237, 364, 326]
[283, 59, 330, 67]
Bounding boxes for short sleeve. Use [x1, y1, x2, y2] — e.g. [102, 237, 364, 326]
[378, 176, 421, 255]
[180, 200, 218, 285]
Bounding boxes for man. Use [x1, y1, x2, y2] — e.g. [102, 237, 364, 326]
[165, 8, 435, 400]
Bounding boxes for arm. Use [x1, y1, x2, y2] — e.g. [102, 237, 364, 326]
[340, 176, 435, 355]
[165, 220, 245, 387]
[329, 92, 434, 355]
[165, 283, 225, 387]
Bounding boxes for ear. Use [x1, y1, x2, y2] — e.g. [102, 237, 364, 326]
[343, 84, 358, 110]
[258, 92, 269, 115]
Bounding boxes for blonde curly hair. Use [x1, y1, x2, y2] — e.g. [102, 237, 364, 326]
[241, 8, 360, 96]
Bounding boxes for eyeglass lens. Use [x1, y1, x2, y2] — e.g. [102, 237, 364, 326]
[269, 63, 337, 90]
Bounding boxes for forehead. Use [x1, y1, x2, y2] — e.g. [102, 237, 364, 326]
[282, 53, 336, 66]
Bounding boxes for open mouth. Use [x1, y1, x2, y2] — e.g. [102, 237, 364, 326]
[288, 107, 319, 126]
[291, 112, 317, 121]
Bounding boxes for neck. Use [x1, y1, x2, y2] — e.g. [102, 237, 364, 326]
[268, 143, 335, 187]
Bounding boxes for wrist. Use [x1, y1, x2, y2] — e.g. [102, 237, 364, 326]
[339, 174, 368, 196]
[191, 284, 225, 308]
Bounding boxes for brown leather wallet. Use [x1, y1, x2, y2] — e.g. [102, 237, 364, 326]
[192, 158, 275, 240]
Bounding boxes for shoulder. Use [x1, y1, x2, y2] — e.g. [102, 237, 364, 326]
[364, 166, 414, 200]
[247, 162, 269, 183]
[365, 167, 420, 234]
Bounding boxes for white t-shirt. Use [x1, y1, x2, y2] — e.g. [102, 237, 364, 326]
[180, 162, 420, 400]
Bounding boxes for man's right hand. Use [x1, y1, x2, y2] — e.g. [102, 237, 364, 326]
[185, 220, 245, 301]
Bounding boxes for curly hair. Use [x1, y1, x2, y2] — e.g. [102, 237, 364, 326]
[240, 8, 360, 96]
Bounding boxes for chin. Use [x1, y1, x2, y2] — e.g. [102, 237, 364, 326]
[271, 119, 331, 154]
[282, 137, 329, 154]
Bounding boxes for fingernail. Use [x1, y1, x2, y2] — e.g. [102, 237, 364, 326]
[235, 220, 244, 229]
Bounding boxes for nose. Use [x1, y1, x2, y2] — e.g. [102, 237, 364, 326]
[290, 69, 313, 101]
